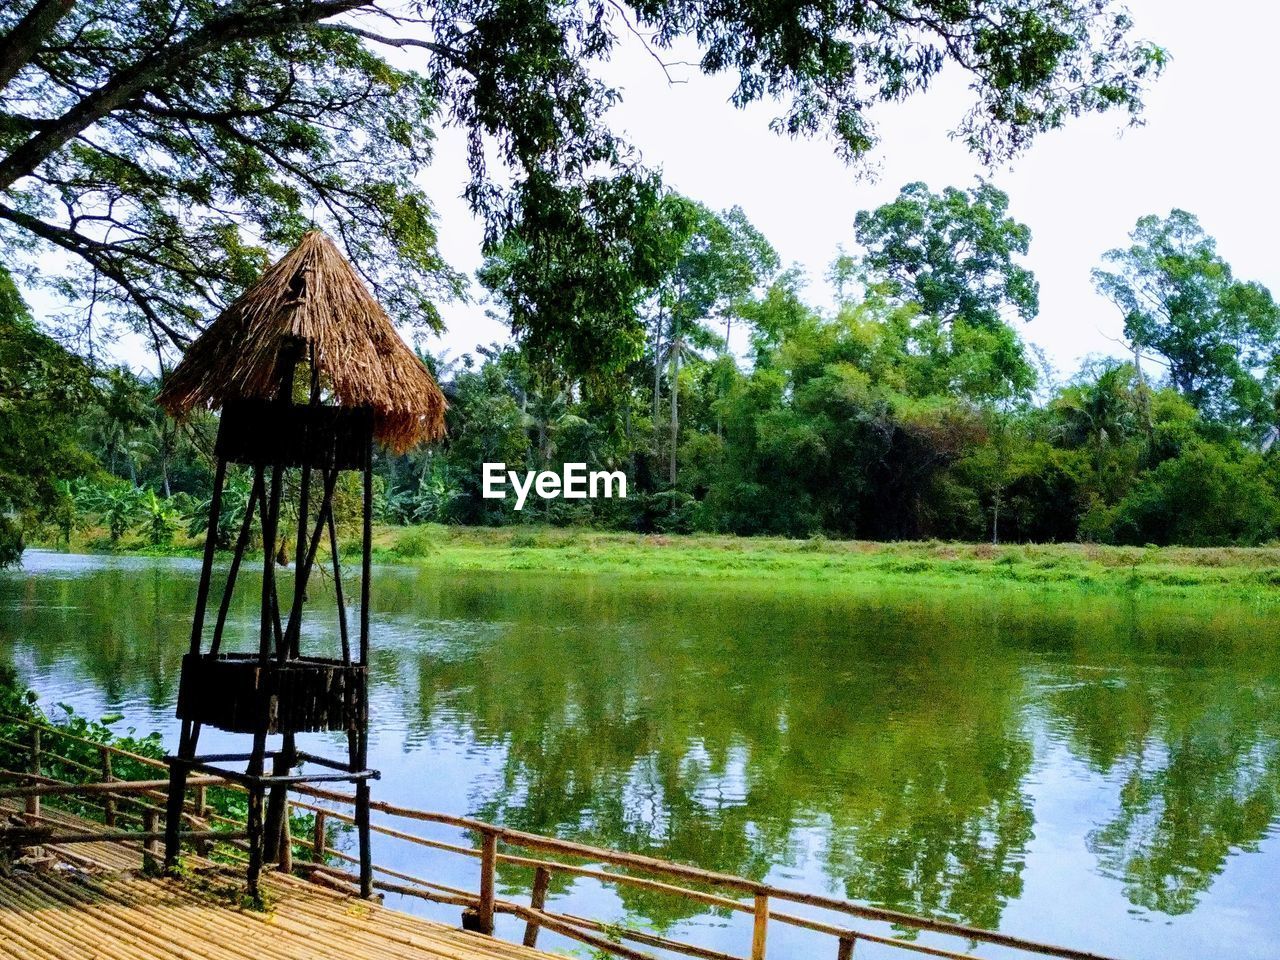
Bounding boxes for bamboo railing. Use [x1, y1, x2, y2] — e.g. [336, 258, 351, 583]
[0, 715, 1123, 960]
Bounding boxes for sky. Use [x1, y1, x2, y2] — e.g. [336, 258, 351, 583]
[415, 0, 1280, 384]
[26, 0, 1280, 384]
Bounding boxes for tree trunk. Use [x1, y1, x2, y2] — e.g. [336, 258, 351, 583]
[669, 341, 679, 485]
[652, 310, 664, 456]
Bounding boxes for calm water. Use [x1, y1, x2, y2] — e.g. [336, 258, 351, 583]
[2, 551, 1279, 959]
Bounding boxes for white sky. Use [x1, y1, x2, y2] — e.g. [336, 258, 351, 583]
[417, 0, 1280, 384]
[27, 0, 1280, 384]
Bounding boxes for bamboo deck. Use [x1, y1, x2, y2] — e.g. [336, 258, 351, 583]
[0, 810, 557, 960]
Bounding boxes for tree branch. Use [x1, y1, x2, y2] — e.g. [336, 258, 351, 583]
[0, 0, 371, 191]
[0, 0, 77, 92]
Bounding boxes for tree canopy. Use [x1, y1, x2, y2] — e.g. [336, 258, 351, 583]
[0, 265, 93, 564]
[2, 0, 1163, 370]
[851, 181, 1039, 401]
[1093, 210, 1280, 427]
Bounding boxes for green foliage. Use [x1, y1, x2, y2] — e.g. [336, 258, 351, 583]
[1, 0, 1160, 373]
[1094, 210, 1280, 427]
[13, 178, 1280, 554]
[139, 490, 182, 546]
[1103, 443, 1280, 546]
[0, 265, 95, 566]
[853, 181, 1039, 401]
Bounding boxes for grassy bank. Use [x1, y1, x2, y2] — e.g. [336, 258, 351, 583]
[370, 525, 1280, 599]
[35, 523, 1280, 599]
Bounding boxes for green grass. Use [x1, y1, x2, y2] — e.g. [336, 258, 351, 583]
[37, 522, 1280, 600]
[363, 524, 1280, 600]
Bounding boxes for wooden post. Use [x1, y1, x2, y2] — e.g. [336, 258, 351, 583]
[463, 830, 498, 934]
[143, 810, 159, 871]
[25, 727, 40, 820]
[193, 783, 209, 856]
[312, 811, 327, 862]
[245, 732, 268, 902]
[836, 936, 855, 960]
[359, 453, 372, 667]
[210, 467, 263, 656]
[355, 778, 372, 897]
[264, 733, 296, 864]
[522, 865, 552, 947]
[290, 459, 311, 659]
[279, 799, 293, 873]
[164, 720, 196, 872]
[260, 463, 284, 660]
[190, 457, 226, 654]
[100, 746, 115, 827]
[479, 829, 497, 934]
[355, 447, 374, 901]
[751, 893, 769, 960]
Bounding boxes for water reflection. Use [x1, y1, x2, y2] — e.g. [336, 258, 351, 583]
[3, 551, 1280, 953]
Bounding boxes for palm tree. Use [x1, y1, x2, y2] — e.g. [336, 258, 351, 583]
[1054, 364, 1139, 473]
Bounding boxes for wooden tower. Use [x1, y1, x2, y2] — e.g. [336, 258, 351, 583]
[156, 232, 446, 898]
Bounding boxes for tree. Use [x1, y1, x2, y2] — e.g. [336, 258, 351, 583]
[656, 199, 777, 483]
[2, 0, 1162, 370]
[1052, 362, 1140, 475]
[853, 182, 1040, 401]
[0, 264, 94, 565]
[1093, 210, 1280, 427]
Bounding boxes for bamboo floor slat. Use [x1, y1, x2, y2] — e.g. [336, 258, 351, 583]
[0, 806, 559, 960]
[1, 800, 146, 873]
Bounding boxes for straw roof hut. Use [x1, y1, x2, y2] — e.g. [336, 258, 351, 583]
[158, 231, 445, 452]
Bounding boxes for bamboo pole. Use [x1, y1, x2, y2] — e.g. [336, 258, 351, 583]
[475, 829, 497, 934]
[25, 726, 40, 820]
[141, 811, 158, 870]
[312, 810, 326, 862]
[210, 467, 264, 656]
[751, 893, 769, 960]
[189, 456, 226, 654]
[278, 800, 293, 874]
[100, 747, 115, 828]
[0, 776, 224, 799]
[193, 784, 209, 856]
[522, 865, 551, 947]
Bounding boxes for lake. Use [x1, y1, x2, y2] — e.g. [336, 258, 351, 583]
[2, 550, 1278, 959]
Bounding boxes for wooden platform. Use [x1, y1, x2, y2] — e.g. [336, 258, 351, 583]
[0, 810, 557, 960]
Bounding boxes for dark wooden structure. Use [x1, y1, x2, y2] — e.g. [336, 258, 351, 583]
[163, 375, 380, 899]
[157, 232, 447, 900]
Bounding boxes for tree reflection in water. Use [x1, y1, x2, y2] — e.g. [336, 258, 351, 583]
[3, 554, 1280, 936]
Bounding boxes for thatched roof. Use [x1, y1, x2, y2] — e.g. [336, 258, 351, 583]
[158, 231, 445, 452]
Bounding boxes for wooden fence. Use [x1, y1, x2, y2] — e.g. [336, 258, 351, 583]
[0, 715, 1122, 960]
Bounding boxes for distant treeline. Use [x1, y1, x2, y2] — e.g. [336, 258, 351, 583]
[6, 184, 1280, 559]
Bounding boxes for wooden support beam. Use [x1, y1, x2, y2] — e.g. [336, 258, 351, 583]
[751, 893, 769, 960]
[463, 829, 498, 935]
[210, 466, 263, 656]
[100, 747, 115, 827]
[0, 776, 224, 799]
[523, 865, 551, 947]
[312, 811, 326, 862]
[189, 456, 226, 654]
[25, 726, 40, 820]
[142, 810, 159, 871]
